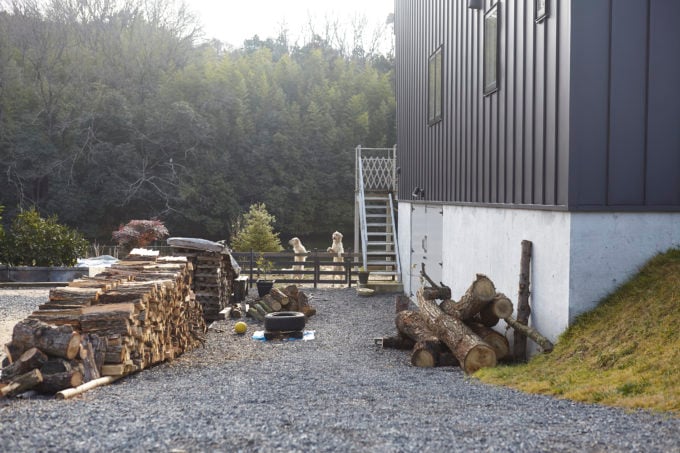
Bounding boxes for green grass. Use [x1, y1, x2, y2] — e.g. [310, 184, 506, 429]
[475, 248, 680, 416]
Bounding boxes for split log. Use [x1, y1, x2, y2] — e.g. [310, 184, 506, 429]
[416, 289, 496, 374]
[269, 288, 290, 307]
[28, 308, 82, 329]
[1, 369, 43, 398]
[247, 307, 264, 322]
[79, 336, 101, 382]
[504, 316, 554, 353]
[37, 369, 83, 394]
[3, 343, 22, 363]
[261, 295, 282, 312]
[296, 291, 316, 317]
[282, 285, 299, 299]
[0, 347, 48, 382]
[467, 323, 510, 361]
[48, 287, 102, 306]
[395, 311, 442, 368]
[253, 303, 267, 318]
[439, 274, 497, 320]
[11, 319, 82, 360]
[515, 240, 533, 361]
[56, 375, 120, 400]
[40, 358, 74, 375]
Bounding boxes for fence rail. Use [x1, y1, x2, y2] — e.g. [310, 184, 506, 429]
[88, 246, 361, 288]
[231, 250, 362, 289]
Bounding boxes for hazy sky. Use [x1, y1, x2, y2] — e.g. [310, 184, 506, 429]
[187, 0, 395, 49]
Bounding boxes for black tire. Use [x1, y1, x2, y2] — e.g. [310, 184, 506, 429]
[263, 311, 306, 332]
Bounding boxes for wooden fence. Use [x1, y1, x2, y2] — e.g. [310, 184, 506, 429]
[230, 250, 361, 289]
[88, 246, 360, 288]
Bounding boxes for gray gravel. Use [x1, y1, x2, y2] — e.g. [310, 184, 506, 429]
[1, 287, 679, 453]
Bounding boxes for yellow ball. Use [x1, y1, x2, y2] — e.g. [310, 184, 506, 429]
[234, 321, 247, 334]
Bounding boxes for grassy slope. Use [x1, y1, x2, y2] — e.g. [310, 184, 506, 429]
[475, 248, 680, 416]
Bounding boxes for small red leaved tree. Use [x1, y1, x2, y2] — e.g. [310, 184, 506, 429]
[112, 219, 169, 249]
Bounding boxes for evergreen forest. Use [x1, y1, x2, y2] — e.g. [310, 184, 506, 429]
[0, 0, 396, 248]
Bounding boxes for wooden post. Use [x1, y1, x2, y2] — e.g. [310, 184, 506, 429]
[514, 240, 533, 362]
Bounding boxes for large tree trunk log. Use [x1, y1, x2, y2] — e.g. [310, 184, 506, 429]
[422, 286, 451, 301]
[0, 347, 48, 383]
[439, 274, 497, 320]
[379, 335, 415, 350]
[37, 369, 83, 394]
[416, 289, 496, 374]
[1, 369, 43, 398]
[504, 316, 554, 353]
[515, 240, 533, 361]
[476, 293, 515, 327]
[467, 323, 510, 361]
[395, 294, 411, 313]
[11, 319, 82, 360]
[395, 311, 442, 368]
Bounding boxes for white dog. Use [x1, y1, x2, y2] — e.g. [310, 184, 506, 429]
[289, 237, 308, 280]
[326, 231, 344, 284]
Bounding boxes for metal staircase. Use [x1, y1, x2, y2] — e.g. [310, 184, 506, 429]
[354, 146, 401, 284]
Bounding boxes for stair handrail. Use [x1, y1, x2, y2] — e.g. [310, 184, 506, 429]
[388, 191, 401, 281]
[356, 145, 369, 268]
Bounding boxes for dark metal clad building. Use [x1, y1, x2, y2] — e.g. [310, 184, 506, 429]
[395, 0, 680, 211]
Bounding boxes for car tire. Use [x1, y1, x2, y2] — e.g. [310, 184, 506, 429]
[263, 311, 306, 332]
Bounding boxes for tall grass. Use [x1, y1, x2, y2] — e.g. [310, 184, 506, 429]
[475, 249, 680, 416]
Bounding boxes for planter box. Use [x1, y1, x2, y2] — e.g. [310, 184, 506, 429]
[0, 266, 88, 283]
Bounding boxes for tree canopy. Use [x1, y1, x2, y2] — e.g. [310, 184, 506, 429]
[0, 0, 396, 246]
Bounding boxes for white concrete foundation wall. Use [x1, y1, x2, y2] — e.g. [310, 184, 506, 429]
[441, 206, 572, 344]
[400, 203, 680, 348]
[569, 212, 680, 321]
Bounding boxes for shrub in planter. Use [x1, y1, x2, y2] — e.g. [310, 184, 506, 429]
[112, 219, 169, 252]
[230, 203, 283, 253]
[0, 207, 89, 267]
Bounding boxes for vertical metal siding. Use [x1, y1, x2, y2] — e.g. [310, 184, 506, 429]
[646, 0, 680, 206]
[569, 0, 680, 209]
[396, 0, 570, 207]
[608, 0, 647, 205]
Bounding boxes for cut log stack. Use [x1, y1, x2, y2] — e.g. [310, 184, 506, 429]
[168, 237, 239, 323]
[247, 285, 316, 322]
[383, 272, 553, 373]
[1, 253, 206, 398]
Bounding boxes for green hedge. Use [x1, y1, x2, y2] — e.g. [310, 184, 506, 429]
[0, 207, 89, 267]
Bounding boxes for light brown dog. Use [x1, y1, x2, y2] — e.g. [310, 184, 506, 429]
[326, 231, 344, 284]
[289, 237, 308, 280]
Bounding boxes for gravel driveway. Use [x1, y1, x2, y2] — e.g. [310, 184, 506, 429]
[1, 287, 679, 452]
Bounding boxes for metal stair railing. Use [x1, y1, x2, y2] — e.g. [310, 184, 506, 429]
[388, 192, 402, 280]
[357, 148, 369, 268]
[354, 145, 400, 281]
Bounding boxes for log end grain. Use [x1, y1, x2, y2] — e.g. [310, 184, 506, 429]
[463, 344, 497, 374]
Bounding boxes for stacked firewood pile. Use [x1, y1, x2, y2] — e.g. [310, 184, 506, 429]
[247, 285, 316, 321]
[168, 237, 239, 323]
[382, 273, 553, 374]
[0, 252, 206, 399]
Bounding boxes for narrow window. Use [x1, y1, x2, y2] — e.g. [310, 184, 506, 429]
[428, 46, 443, 125]
[483, 4, 499, 95]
